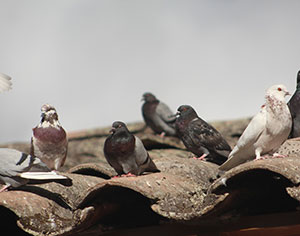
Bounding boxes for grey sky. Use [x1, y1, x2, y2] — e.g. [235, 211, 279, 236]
[0, 0, 299, 143]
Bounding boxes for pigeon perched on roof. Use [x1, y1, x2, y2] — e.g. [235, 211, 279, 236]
[0, 73, 12, 92]
[175, 105, 231, 165]
[104, 121, 160, 176]
[141, 92, 177, 137]
[220, 84, 292, 171]
[288, 70, 300, 138]
[31, 104, 68, 170]
[0, 148, 69, 192]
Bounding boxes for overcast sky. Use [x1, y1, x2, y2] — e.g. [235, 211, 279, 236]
[0, 0, 299, 143]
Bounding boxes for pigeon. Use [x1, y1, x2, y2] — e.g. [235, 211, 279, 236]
[104, 121, 160, 176]
[0, 73, 12, 92]
[175, 105, 231, 165]
[31, 104, 68, 170]
[288, 70, 300, 138]
[0, 148, 69, 192]
[141, 92, 177, 137]
[220, 84, 292, 171]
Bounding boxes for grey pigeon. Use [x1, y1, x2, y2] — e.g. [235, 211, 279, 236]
[31, 104, 68, 170]
[0, 73, 12, 92]
[141, 92, 177, 136]
[288, 70, 300, 138]
[104, 121, 160, 176]
[220, 84, 292, 171]
[175, 105, 231, 165]
[0, 148, 69, 192]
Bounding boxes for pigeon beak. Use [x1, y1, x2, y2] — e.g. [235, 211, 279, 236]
[286, 91, 291, 96]
[109, 128, 116, 133]
[169, 113, 178, 119]
[141, 97, 145, 102]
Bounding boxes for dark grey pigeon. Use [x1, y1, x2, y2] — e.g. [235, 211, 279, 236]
[0, 148, 69, 192]
[288, 70, 300, 138]
[141, 92, 177, 137]
[31, 104, 68, 170]
[104, 121, 160, 176]
[175, 105, 231, 165]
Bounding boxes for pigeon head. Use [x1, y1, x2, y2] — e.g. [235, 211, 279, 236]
[110, 121, 129, 134]
[142, 92, 159, 103]
[176, 105, 198, 120]
[39, 104, 60, 128]
[266, 84, 290, 102]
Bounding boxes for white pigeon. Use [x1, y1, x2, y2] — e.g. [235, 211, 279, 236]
[0, 73, 12, 93]
[219, 84, 292, 171]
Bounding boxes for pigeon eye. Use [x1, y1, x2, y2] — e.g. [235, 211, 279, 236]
[277, 87, 282, 91]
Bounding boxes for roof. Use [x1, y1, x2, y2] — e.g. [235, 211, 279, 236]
[1, 119, 300, 235]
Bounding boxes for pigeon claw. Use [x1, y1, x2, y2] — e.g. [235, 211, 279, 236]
[192, 154, 207, 160]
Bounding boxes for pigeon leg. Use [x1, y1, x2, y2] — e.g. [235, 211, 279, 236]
[0, 184, 10, 193]
[254, 148, 262, 160]
[159, 132, 166, 138]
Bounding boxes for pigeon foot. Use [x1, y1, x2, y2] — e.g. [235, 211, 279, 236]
[121, 173, 136, 177]
[192, 154, 207, 160]
[0, 185, 10, 193]
[255, 153, 286, 161]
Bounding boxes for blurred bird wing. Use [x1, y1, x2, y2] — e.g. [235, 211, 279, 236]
[0, 73, 12, 92]
[156, 102, 176, 123]
[0, 149, 33, 177]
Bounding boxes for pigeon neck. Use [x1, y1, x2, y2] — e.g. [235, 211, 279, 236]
[38, 120, 61, 129]
[114, 128, 132, 140]
[146, 99, 159, 104]
[265, 94, 285, 114]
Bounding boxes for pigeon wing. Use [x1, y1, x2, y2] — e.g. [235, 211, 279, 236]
[156, 102, 176, 123]
[188, 119, 231, 152]
[133, 136, 159, 174]
[234, 107, 266, 150]
[219, 107, 266, 171]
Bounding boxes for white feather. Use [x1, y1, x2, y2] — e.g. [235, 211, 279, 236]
[19, 171, 68, 180]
